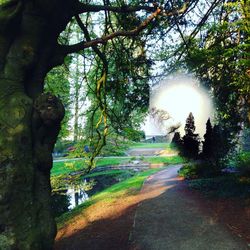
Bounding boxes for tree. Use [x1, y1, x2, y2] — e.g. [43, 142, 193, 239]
[202, 119, 232, 169]
[0, 1, 202, 248]
[171, 131, 183, 151]
[201, 118, 213, 159]
[1, 0, 229, 248]
[184, 0, 249, 129]
[177, 0, 250, 166]
[182, 112, 200, 158]
[211, 124, 233, 166]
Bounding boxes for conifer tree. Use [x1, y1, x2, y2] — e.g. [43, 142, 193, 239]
[182, 112, 200, 158]
[202, 118, 213, 158]
[184, 112, 196, 135]
[171, 132, 183, 150]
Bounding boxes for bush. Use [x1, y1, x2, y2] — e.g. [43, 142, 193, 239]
[123, 128, 145, 142]
[188, 175, 250, 198]
[178, 162, 221, 179]
[100, 143, 128, 156]
[236, 151, 250, 177]
[54, 140, 74, 154]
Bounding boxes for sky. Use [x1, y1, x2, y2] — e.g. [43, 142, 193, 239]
[142, 74, 214, 139]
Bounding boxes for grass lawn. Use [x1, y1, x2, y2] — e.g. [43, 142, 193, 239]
[51, 157, 130, 176]
[146, 155, 185, 164]
[56, 167, 164, 228]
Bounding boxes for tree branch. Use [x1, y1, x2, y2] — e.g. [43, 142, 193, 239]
[61, 7, 162, 55]
[53, 1, 191, 63]
[75, 15, 108, 71]
[74, 2, 157, 15]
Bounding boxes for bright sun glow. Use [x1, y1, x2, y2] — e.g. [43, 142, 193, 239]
[155, 84, 203, 122]
[143, 75, 214, 137]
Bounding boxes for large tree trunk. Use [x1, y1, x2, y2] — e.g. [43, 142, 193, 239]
[0, 1, 71, 249]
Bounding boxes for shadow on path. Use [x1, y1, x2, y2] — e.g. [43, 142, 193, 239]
[55, 165, 249, 250]
[129, 166, 249, 250]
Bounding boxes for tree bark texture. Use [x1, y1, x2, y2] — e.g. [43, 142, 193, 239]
[0, 1, 71, 249]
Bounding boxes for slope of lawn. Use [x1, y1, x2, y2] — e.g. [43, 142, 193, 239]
[56, 167, 164, 228]
[146, 155, 185, 164]
[51, 157, 130, 176]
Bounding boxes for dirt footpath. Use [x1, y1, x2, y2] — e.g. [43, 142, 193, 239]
[55, 165, 250, 250]
[129, 166, 249, 250]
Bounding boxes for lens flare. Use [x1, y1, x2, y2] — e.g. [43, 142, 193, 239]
[143, 75, 214, 137]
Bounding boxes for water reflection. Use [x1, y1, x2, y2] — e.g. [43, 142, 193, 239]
[67, 182, 89, 209]
[52, 168, 136, 217]
[51, 178, 93, 217]
[52, 175, 120, 216]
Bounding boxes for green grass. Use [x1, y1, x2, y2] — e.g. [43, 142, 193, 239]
[146, 155, 185, 164]
[51, 160, 84, 176]
[51, 157, 130, 176]
[129, 142, 171, 149]
[56, 167, 164, 228]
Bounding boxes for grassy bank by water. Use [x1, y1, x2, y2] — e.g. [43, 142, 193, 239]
[51, 157, 131, 176]
[56, 167, 165, 229]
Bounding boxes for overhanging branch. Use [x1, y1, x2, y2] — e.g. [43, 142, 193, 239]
[74, 2, 157, 15]
[61, 7, 162, 55]
[75, 15, 108, 71]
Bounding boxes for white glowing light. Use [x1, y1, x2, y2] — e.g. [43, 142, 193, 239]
[155, 84, 203, 123]
[143, 75, 214, 137]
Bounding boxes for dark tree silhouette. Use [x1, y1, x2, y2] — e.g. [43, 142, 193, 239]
[182, 112, 200, 158]
[202, 118, 213, 158]
[171, 132, 183, 150]
[211, 124, 232, 165]
[201, 120, 232, 166]
[184, 112, 196, 135]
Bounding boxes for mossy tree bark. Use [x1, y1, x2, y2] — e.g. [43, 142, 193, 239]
[0, 0, 168, 249]
[0, 1, 72, 249]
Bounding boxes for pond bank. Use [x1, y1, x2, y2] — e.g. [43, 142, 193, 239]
[54, 167, 166, 249]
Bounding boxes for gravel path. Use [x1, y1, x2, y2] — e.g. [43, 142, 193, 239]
[126, 148, 165, 156]
[129, 165, 249, 250]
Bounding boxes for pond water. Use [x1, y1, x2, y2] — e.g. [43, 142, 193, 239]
[67, 183, 89, 209]
[52, 170, 134, 217]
